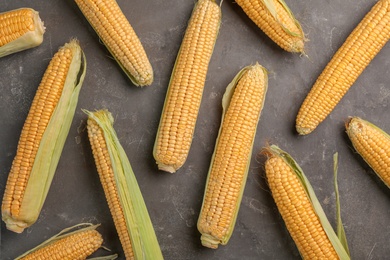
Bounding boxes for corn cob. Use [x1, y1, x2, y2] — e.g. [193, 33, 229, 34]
[197, 63, 268, 249]
[1, 40, 86, 233]
[0, 8, 45, 58]
[153, 0, 221, 173]
[75, 0, 153, 86]
[86, 109, 163, 260]
[263, 145, 350, 259]
[296, 0, 390, 135]
[346, 117, 390, 188]
[16, 224, 107, 260]
[235, 0, 305, 53]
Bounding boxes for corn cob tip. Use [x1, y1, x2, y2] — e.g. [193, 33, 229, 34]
[33, 10, 46, 35]
[200, 233, 219, 249]
[296, 125, 313, 135]
[2, 216, 27, 233]
[157, 163, 177, 173]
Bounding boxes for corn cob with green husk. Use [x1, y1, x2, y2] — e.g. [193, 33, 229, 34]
[296, 0, 390, 135]
[16, 224, 117, 260]
[1, 39, 86, 233]
[346, 117, 390, 188]
[153, 0, 221, 173]
[85, 109, 163, 260]
[235, 0, 305, 53]
[197, 63, 268, 249]
[74, 0, 153, 86]
[0, 8, 45, 58]
[263, 145, 350, 259]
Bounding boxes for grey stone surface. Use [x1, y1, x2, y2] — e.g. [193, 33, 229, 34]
[1, 0, 389, 259]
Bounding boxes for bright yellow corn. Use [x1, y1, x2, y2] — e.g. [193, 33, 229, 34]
[18, 227, 103, 260]
[153, 0, 221, 173]
[296, 0, 390, 135]
[75, 0, 153, 86]
[86, 109, 163, 260]
[87, 112, 134, 259]
[0, 8, 45, 58]
[263, 146, 339, 259]
[1, 40, 86, 233]
[197, 63, 268, 249]
[346, 117, 390, 188]
[235, 0, 305, 53]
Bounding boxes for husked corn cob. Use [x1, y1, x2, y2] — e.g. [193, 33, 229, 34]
[263, 145, 350, 259]
[1, 40, 86, 233]
[197, 64, 268, 249]
[296, 0, 390, 135]
[86, 109, 163, 260]
[75, 0, 153, 86]
[17, 224, 104, 260]
[153, 0, 221, 173]
[346, 117, 390, 188]
[235, 0, 305, 53]
[0, 8, 45, 58]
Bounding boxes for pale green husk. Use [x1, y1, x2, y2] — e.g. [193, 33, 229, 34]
[333, 153, 350, 256]
[261, 0, 304, 38]
[85, 109, 163, 260]
[198, 63, 268, 248]
[267, 145, 350, 260]
[0, 8, 45, 58]
[16, 223, 117, 260]
[153, 0, 222, 172]
[347, 117, 390, 188]
[2, 40, 86, 233]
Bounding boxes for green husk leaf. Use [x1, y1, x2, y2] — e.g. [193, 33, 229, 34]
[0, 8, 45, 58]
[268, 145, 350, 260]
[261, 0, 304, 38]
[85, 110, 163, 260]
[333, 153, 350, 256]
[15, 223, 99, 259]
[198, 63, 268, 247]
[12, 40, 86, 232]
[153, 0, 222, 172]
[347, 117, 390, 188]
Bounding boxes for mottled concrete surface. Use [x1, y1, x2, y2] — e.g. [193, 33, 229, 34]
[1, 0, 389, 259]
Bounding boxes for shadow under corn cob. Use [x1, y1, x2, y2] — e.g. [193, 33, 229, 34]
[1, 39, 86, 233]
[86, 109, 163, 260]
[0, 8, 45, 58]
[197, 63, 268, 249]
[75, 0, 153, 86]
[235, 0, 305, 53]
[346, 117, 390, 188]
[153, 0, 221, 173]
[296, 0, 390, 135]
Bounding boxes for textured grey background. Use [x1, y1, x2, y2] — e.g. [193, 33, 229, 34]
[1, 0, 389, 259]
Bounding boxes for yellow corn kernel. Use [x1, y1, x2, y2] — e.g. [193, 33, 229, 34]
[264, 148, 339, 259]
[19, 229, 102, 260]
[87, 113, 134, 259]
[346, 117, 390, 188]
[0, 8, 45, 57]
[1, 40, 86, 233]
[153, 0, 221, 173]
[296, 0, 390, 135]
[86, 109, 163, 260]
[197, 63, 268, 249]
[75, 0, 153, 86]
[235, 0, 305, 53]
